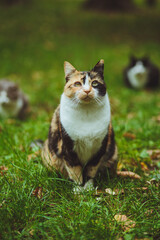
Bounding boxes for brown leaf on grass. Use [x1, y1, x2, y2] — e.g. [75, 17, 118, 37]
[131, 187, 148, 192]
[114, 214, 136, 231]
[117, 171, 141, 179]
[0, 200, 6, 208]
[0, 166, 8, 176]
[135, 238, 151, 240]
[146, 178, 160, 187]
[29, 229, 34, 236]
[95, 188, 124, 197]
[95, 189, 106, 196]
[123, 132, 136, 140]
[140, 162, 149, 171]
[96, 188, 116, 195]
[32, 187, 43, 199]
[146, 149, 160, 160]
[105, 188, 116, 195]
[27, 150, 40, 162]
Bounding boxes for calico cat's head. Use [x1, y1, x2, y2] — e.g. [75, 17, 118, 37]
[0, 80, 19, 106]
[63, 60, 106, 105]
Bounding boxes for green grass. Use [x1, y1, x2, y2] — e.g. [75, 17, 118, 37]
[0, 0, 160, 239]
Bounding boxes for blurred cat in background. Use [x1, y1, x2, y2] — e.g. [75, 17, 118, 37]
[0, 79, 29, 119]
[123, 56, 159, 90]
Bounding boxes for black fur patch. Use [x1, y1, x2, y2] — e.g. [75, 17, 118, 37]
[83, 127, 115, 182]
[105, 128, 116, 161]
[82, 75, 86, 84]
[92, 61, 104, 76]
[84, 134, 108, 171]
[48, 126, 62, 158]
[61, 125, 81, 167]
[95, 82, 106, 96]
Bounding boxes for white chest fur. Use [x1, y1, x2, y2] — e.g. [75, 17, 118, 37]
[127, 61, 148, 89]
[60, 94, 111, 165]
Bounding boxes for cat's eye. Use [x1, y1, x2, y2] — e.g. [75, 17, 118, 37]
[92, 80, 99, 87]
[74, 81, 82, 87]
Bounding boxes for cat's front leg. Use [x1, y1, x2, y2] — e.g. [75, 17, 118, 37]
[82, 162, 102, 191]
[64, 161, 83, 185]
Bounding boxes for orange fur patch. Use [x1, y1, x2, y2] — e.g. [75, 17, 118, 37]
[64, 71, 103, 100]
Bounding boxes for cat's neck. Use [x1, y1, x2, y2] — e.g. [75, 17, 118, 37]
[60, 93, 111, 140]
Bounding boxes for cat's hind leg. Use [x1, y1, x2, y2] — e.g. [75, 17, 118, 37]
[99, 145, 118, 178]
[41, 139, 67, 177]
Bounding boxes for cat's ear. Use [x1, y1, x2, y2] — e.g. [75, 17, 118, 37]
[92, 59, 104, 75]
[130, 55, 137, 63]
[129, 55, 137, 66]
[141, 56, 150, 66]
[64, 61, 76, 79]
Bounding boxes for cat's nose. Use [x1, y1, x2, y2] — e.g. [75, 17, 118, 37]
[84, 90, 90, 94]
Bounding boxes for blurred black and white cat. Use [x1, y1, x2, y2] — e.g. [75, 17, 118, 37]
[123, 56, 159, 89]
[0, 79, 29, 119]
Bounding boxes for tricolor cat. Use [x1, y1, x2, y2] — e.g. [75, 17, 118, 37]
[42, 60, 118, 190]
[0, 79, 29, 119]
[123, 56, 159, 89]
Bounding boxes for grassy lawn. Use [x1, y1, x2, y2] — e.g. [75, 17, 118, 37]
[0, 0, 160, 239]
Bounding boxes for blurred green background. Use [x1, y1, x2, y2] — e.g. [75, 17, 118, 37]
[0, 1, 160, 239]
[0, 0, 160, 164]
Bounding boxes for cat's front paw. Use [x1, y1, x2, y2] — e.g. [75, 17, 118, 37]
[73, 185, 84, 194]
[73, 179, 95, 194]
[84, 179, 94, 191]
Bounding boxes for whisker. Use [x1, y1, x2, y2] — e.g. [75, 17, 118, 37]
[95, 97, 103, 106]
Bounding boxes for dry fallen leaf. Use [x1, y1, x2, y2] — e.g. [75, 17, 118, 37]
[140, 162, 149, 171]
[131, 187, 148, 192]
[123, 132, 136, 140]
[94, 188, 124, 197]
[146, 178, 160, 187]
[32, 187, 43, 199]
[29, 229, 34, 236]
[114, 214, 136, 231]
[0, 200, 6, 208]
[146, 149, 160, 160]
[105, 188, 116, 195]
[135, 238, 151, 240]
[117, 171, 141, 179]
[95, 189, 106, 195]
[0, 166, 8, 176]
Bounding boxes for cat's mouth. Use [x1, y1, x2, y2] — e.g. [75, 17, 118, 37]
[81, 96, 92, 102]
